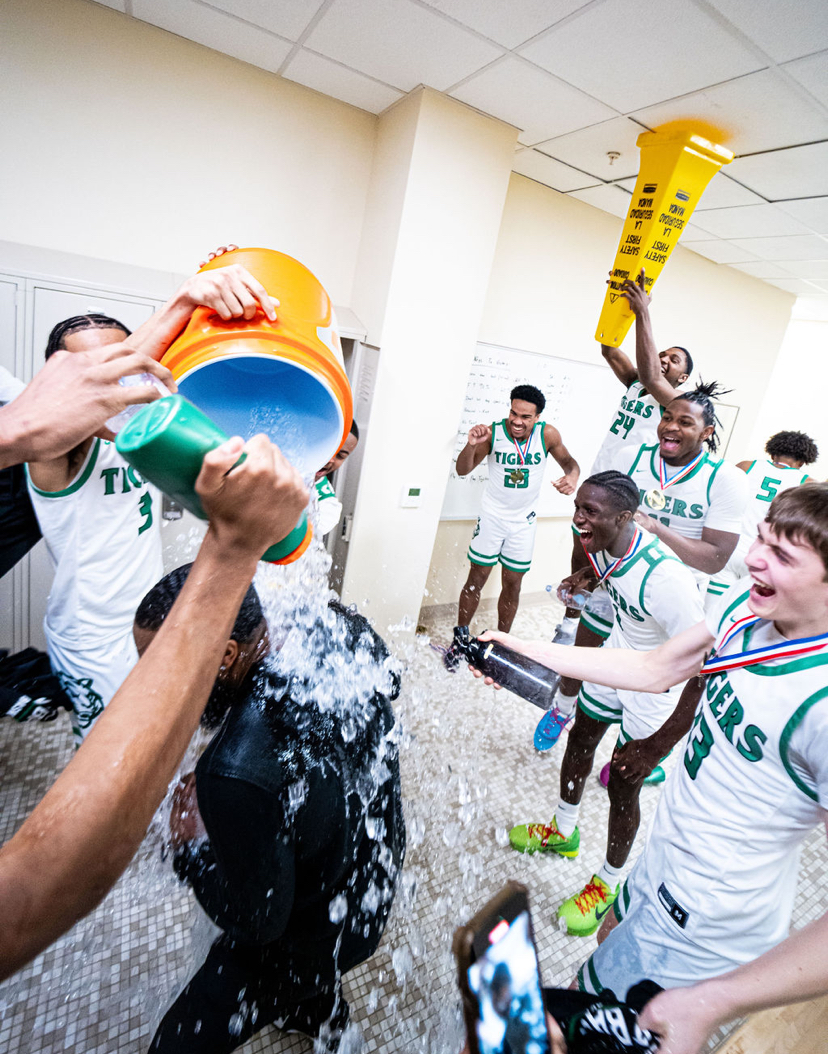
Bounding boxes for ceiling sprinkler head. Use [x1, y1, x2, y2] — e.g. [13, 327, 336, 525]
[607, 151, 621, 165]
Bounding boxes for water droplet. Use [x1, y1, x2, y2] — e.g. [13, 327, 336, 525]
[328, 893, 348, 924]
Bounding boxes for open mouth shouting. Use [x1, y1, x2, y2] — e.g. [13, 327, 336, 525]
[660, 432, 682, 458]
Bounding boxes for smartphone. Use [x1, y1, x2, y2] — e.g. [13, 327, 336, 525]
[453, 881, 552, 1054]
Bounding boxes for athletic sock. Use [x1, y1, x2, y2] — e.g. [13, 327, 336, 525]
[596, 859, 623, 892]
[555, 691, 578, 717]
[562, 615, 579, 628]
[554, 799, 580, 837]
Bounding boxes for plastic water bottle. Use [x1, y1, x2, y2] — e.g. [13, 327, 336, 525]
[105, 373, 170, 434]
[547, 584, 614, 620]
[461, 630, 560, 710]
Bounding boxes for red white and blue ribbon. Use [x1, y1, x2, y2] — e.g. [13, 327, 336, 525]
[702, 612, 828, 675]
[586, 527, 644, 585]
[658, 448, 705, 490]
[510, 424, 534, 465]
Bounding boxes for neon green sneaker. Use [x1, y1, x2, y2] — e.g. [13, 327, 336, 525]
[508, 819, 580, 857]
[557, 875, 617, 936]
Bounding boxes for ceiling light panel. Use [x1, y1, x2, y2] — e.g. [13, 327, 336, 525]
[451, 56, 616, 145]
[631, 69, 828, 155]
[203, 0, 324, 41]
[304, 0, 502, 92]
[728, 142, 828, 200]
[679, 203, 810, 239]
[533, 117, 647, 181]
[518, 0, 764, 113]
[512, 149, 601, 192]
[418, 0, 592, 50]
[703, 0, 828, 64]
[728, 234, 828, 261]
[283, 49, 404, 113]
[133, 0, 293, 71]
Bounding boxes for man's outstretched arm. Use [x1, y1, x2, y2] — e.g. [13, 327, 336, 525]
[0, 434, 308, 981]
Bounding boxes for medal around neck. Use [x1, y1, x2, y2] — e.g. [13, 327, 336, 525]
[115, 395, 311, 564]
[644, 488, 666, 511]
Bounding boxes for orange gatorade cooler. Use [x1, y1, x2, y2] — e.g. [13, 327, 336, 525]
[161, 248, 353, 477]
[595, 124, 733, 348]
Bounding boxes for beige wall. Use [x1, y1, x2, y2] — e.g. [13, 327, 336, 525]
[423, 173, 796, 615]
[0, 0, 376, 305]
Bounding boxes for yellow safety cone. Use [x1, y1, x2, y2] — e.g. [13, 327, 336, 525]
[595, 124, 733, 348]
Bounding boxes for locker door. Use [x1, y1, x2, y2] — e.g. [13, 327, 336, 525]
[0, 276, 24, 649]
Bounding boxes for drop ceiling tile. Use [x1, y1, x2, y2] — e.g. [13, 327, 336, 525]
[783, 50, 828, 108]
[728, 142, 828, 200]
[728, 234, 828, 260]
[512, 149, 601, 192]
[766, 277, 827, 296]
[686, 240, 760, 264]
[631, 69, 828, 155]
[519, 0, 764, 112]
[133, 0, 293, 70]
[418, 0, 591, 49]
[92, 0, 127, 10]
[304, 0, 503, 92]
[776, 259, 828, 279]
[568, 184, 632, 220]
[776, 197, 828, 237]
[704, 0, 828, 64]
[204, 0, 324, 41]
[615, 172, 764, 209]
[533, 117, 647, 181]
[451, 56, 616, 145]
[283, 49, 403, 113]
[677, 203, 810, 239]
[730, 261, 794, 279]
[679, 223, 718, 242]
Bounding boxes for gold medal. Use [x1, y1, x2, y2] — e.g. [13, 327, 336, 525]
[509, 468, 527, 484]
[645, 488, 666, 511]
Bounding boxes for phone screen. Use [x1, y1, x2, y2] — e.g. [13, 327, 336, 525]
[467, 909, 550, 1054]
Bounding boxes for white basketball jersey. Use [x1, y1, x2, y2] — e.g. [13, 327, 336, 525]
[28, 439, 163, 649]
[618, 443, 747, 541]
[637, 583, 828, 962]
[481, 420, 549, 522]
[598, 533, 704, 651]
[726, 460, 811, 577]
[592, 381, 683, 475]
[314, 476, 343, 537]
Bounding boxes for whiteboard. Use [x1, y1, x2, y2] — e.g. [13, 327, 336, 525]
[440, 342, 622, 520]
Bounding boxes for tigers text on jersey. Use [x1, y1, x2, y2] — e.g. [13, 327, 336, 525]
[27, 438, 163, 649]
[618, 443, 747, 541]
[591, 381, 671, 475]
[581, 582, 828, 993]
[480, 419, 550, 521]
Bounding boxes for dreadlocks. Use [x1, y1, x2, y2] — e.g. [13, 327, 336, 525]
[673, 379, 732, 454]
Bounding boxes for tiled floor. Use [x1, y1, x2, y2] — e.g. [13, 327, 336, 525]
[1, 594, 827, 1053]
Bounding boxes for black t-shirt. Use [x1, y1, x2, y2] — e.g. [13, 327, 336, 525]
[175, 603, 405, 986]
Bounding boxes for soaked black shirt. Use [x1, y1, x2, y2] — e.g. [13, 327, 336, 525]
[175, 605, 404, 985]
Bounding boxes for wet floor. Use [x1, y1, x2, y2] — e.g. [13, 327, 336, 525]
[1, 592, 826, 1052]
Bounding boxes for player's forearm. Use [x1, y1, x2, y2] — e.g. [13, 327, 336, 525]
[693, 909, 828, 1027]
[0, 532, 259, 980]
[648, 677, 705, 756]
[0, 401, 47, 468]
[456, 444, 478, 476]
[127, 289, 198, 361]
[601, 344, 637, 387]
[519, 638, 689, 694]
[634, 308, 672, 407]
[647, 522, 727, 574]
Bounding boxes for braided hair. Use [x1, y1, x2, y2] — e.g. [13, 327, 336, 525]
[44, 313, 130, 359]
[672, 379, 731, 454]
[583, 470, 640, 514]
[765, 430, 819, 466]
[135, 563, 264, 643]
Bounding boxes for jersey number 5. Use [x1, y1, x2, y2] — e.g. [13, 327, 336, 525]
[756, 476, 779, 503]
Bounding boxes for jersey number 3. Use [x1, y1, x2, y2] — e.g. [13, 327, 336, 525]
[138, 492, 153, 535]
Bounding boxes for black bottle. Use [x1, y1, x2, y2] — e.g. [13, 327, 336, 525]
[462, 632, 560, 710]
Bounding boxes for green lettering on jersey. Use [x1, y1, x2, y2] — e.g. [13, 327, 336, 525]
[138, 492, 153, 535]
[684, 712, 714, 779]
[100, 467, 119, 496]
[671, 498, 687, 518]
[717, 698, 745, 743]
[757, 476, 779, 503]
[689, 503, 704, 520]
[736, 724, 767, 763]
